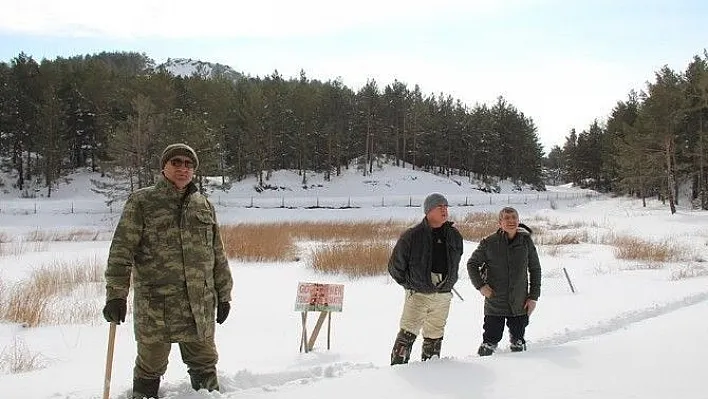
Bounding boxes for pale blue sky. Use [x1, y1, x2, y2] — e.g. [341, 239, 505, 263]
[1, 0, 706, 152]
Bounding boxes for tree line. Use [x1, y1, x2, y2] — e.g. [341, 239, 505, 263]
[546, 51, 708, 212]
[0, 51, 545, 199]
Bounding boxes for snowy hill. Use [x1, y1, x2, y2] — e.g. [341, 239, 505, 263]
[158, 57, 243, 81]
[0, 161, 598, 229]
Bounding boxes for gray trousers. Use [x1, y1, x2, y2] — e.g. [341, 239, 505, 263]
[134, 337, 219, 380]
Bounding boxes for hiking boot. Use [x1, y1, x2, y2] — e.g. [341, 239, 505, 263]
[390, 329, 416, 365]
[421, 337, 443, 361]
[510, 338, 527, 352]
[477, 342, 496, 357]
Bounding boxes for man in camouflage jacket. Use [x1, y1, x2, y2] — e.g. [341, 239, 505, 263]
[103, 143, 233, 398]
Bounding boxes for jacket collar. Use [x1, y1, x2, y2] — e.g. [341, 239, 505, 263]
[155, 176, 198, 199]
[422, 217, 454, 232]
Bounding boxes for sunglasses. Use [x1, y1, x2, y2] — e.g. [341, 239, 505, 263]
[169, 158, 195, 169]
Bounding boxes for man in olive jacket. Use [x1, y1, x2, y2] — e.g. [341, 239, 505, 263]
[388, 193, 464, 365]
[103, 143, 233, 398]
[467, 206, 541, 356]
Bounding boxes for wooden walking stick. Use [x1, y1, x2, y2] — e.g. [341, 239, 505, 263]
[103, 322, 117, 399]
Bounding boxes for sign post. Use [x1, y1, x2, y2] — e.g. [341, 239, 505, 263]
[295, 282, 344, 352]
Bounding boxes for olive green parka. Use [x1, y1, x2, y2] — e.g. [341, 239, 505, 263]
[466, 228, 541, 316]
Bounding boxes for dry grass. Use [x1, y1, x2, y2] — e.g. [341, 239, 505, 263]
[456, 212, 499, 241]
[535, 230, 589, 245]
[611, 235, 679, 263]
[541, 245, 564, 257]
[0, 257, 104, 327]
[0, 232, 9, 243]
[311, 241, 393, 277]
[0, 241, 48, 257]
[24, 230, 54, 242]
[221, 224, 298, 261]
[0, 337, 46, 374]
[670, 263, 708, 280]
[542, 220, 589, 230]
[52, 229, 105, 242]
[220, 221, 408, 262]
[24, 229, 105, 242]
[286, 220, 405, 241]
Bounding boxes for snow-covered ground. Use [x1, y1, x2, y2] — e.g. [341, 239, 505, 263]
[0, 164, 706, 398]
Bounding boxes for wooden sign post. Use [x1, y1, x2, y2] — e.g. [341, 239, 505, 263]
[295, 282, 344, 353]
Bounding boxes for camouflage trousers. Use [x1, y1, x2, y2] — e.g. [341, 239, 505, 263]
[134, 336, 219, 380]
[399, 289, 453, 339]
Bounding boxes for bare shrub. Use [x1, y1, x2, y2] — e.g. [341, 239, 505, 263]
[311, 241, 393, 277]
[612, 235, 679, 263]
[0, 232, 9, 243]
[221, 224, 297, 261]
[0, 336, 46, 374]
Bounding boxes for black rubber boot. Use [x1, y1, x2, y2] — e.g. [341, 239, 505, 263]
[390, 329, 416, 365]
[421, 337, 443, 361]
[188, 370, 220, 392]
[510, 337, 527, 352]
[132, 378, 159, 399]
[477, 342, 497, 357]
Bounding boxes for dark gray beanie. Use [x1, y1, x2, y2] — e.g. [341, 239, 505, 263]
[423, 193, 448, 214]
[160, 143, 199, 170]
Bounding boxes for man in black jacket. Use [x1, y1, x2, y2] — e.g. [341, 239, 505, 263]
[388, 193, 464, 365]
[467, 206, 541, 356]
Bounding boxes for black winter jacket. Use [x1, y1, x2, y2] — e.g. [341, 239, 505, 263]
[467, 228, 541, 316]
[388, 218, 464, 293]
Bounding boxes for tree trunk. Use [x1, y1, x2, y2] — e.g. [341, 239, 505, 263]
[664, 135, 677, 214]
[699, 115, 707, 209]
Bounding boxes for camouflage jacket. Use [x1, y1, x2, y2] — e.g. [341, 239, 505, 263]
[105, 176, 233, 344]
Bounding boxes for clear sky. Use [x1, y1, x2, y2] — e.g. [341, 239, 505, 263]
[1, 0, 707, 153]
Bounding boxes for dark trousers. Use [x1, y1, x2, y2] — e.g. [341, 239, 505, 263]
[482, 315, 529, 344]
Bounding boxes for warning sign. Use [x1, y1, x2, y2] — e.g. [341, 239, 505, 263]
[294, 282, 344, 312]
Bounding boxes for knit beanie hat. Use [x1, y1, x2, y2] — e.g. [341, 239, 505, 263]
[160, 143, 199, 170]
[423, 193, 448, 214]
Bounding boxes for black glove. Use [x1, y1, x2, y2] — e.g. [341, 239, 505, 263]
[102, 298, 127, 324]
[216, 302, 230, 324]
